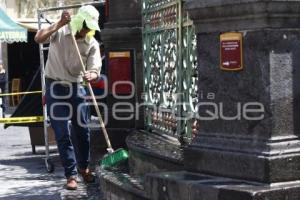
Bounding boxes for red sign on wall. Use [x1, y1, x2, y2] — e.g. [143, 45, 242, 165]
[220, 32, 243, 71]
[108, 51, 132, 95]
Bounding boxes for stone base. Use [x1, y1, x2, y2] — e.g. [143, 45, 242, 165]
[184, 134, 300, 183]
[97, 166, 149, 200]
[97, 130, 184, 200]
[145, 171, 300, 200]
[126, 130, 184, 175]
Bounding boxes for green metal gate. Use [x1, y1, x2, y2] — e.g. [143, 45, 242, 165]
[142, 0, 198, 143]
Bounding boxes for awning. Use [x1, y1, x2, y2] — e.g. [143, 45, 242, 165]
[17, 18, 52, 32]
[17, 21, 38, 32]
[0, 8, 27, 43]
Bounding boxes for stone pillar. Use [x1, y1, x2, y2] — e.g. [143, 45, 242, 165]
[104, 0, 141, 28]
[184, 0, 300, 184]
[101, 0, 144, 130]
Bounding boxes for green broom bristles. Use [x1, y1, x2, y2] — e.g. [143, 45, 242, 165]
[100, 148, 129, 169]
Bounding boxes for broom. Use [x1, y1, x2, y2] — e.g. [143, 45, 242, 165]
[69, 25, 129, 169]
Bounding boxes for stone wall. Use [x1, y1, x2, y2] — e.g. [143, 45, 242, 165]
[184, 0, 300, 184]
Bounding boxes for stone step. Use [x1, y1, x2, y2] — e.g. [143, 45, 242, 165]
[145, 171, 300, 200]
[97, 130, 186, 200]
[97, 165, 149, 200]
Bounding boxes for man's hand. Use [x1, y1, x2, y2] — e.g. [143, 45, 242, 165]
[84, 71, 98, 82]
[34, 10, 71, 43]
[58, 11, 71, 27]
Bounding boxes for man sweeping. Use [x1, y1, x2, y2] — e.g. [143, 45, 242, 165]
[34, 5, 101, 190]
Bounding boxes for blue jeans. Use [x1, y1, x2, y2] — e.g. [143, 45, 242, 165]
[45, 78, 90, 178]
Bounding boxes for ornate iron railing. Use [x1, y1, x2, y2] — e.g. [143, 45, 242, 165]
[142, 0, 199, 143]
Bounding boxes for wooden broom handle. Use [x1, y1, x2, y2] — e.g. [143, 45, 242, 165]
[69, 26, 113, 152]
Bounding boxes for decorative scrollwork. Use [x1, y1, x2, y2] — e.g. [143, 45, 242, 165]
[144, 2, 177, 30]
[162, 30, 177, 108]
[143, 0, 198, 141]
[148, 33, 163, 105]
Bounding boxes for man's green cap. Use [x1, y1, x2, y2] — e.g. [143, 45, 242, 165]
[70, 5, 100, 34]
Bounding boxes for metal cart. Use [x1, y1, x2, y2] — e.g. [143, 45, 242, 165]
[37, 1, 105, 173]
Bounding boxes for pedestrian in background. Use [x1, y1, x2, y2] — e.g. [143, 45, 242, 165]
[34, 5, 101, 190]
[89, 43, 106, 117]
[0, 63, 7, 116]
[91, 43, 106, 96]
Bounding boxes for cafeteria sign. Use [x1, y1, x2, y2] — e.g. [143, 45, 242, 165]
[220, 32, 243, 71]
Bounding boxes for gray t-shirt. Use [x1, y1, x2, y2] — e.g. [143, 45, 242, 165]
[45, 26, 101, 82]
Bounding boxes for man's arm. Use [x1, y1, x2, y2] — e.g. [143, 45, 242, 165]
[34, 11, 71, 43]
[84, 43, 101, 82]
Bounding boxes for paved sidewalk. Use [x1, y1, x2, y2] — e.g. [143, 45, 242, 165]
[0, 124, 105, 200]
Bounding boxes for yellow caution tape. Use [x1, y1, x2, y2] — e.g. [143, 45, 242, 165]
[0, 91, 42, 97]
[0, 116, 44, 124]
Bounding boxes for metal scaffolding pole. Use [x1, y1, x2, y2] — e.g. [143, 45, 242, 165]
[38, 1, 105, 13]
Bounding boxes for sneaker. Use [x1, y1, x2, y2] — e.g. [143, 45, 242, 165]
[66, 176, 78, 190]
[78, 168, 95, 183]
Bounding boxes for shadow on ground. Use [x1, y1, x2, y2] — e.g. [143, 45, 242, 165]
[0, 134, 105, 200]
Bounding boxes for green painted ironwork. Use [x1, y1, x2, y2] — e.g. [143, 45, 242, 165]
[142, 0, 198, 142]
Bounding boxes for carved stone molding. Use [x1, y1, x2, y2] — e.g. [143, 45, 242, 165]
[185, 0, 300, 33]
